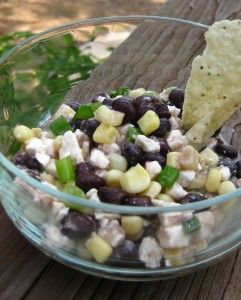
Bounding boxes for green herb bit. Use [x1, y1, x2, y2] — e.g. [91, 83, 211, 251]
[55, 156, 76, 183]
[156, 165, 180, 188]
[73, 102, 102, 120]
[49, 116, 72, 136]
[111, 87, 130, 98]
[182, 216, 201, 234]
[127, 126, 142, 142]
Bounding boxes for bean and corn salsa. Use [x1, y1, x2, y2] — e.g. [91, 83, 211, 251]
[12, 87, 241, 268]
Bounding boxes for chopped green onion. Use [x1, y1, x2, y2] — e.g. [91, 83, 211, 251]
[55, 156, 76, 183]
[73, 102, 102, 120]
[156, 165, 180, 188]
[62, 182, 89, 212]
[88, 102, 102, 113]
[127, 126, 142, 142]
[182, 216, 201, 234]
[49, 116, 72, 136]
[111, 87, 130, 98]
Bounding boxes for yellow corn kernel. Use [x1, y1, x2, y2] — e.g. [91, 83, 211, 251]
[137, 110, 160, 135]
[188, 172, 206, 190]
[156, 193, 174, 202]
[166, 152, 181, 169]
[120, 164, 151, 193]
[13, 125, 35, 143]
[109, 153, 127, 172]
[164, 248, 194, 266]
[205, 168, 222, 193]
[40, 173, 55, 184]
[179, 145, 199, 170]
[94, 105, 124, 126]
[128, 88, 146, 98]
[218, 181, 236, 195]
[121, 216, 144, 236]
[85, 233, 112, 263]
[141, 181, 162, 198]
[32, 127, 42, 138]
[199, 147, 219, 168]
[93, 123, 119, 144]
[104, 169, 123, 188]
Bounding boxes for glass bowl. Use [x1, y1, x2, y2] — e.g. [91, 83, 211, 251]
[1, 16, 241, 281]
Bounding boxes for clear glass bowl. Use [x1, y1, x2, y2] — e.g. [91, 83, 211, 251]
[0, 16, 241, 281]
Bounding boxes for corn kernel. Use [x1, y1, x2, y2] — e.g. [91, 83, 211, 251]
[120, 164, 151, 193]
[156, 193, 174, 202]
[93, 123, 119, 144]
[94, 105, 124, 126]
[109, 153, 127, 172]
[218, 181, 236, 195]
[85, 233, 112, 263]
[13, 125, 35, 143]
[104, 169, 123, 188]
[199, 147, 219, 168]
[188, 172, 206, 190]
[205, 168, 222, 193]
[141, 181, 162, 198]
[121, 216, 144, 236]
[166, 152, 181, 169]
[179, 145, 199, 170]
[128, 88, 146, 98]
[32, 127, 42, 138]
[137, 110, 160, 135]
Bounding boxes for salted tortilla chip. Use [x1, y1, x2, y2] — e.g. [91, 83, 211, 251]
[182, 20, 241, 147]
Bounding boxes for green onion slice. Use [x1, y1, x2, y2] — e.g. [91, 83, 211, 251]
[127, 126, 142, 142]
[73, 102, 102, 120]
[182, 216, 201, 234]
[55, 156, 76, 183]
[49, 116, 72, 136]
[156, 165, 180, 188]
[111, 87, 130, 98]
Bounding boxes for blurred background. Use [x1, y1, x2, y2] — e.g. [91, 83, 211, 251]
[0, 0, 165, 34]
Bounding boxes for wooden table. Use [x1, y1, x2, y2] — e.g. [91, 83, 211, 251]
[1, 0, 241, 299]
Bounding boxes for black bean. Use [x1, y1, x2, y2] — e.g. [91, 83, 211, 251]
[113, 240, 138, 259]
[142, 223, 158, 238]
[135, 95, 159, 103]
[122, 195, 152, 207]
[102, 98, 114, 107]
[15, 153, 43, 171]
[236, 160, 241, 178]
[180, 193, 207, 204]
[77, 119, 99, 136]
[158, 138, 170, 156]
[98, 92, 110, 98]
[121, 142, 143, 166]
[214, 142, 238, 159]
[152, 118, 171, 138]
[112, 97, 136, 124]
[168, 88, 184, 109]
[60, 211, 98, 238]
[76, 162, 93, 176]
[97, 186, 127, 204]
[219, 158, 237, 176]
[153, 103, 171, 119]
[76, 172, 105, 192]
[67, 101, 80, 111]
[142, 152, 166, 168]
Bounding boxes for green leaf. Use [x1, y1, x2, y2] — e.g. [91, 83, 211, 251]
[156, 165, 180, 188]
[111, 87, 130, 98]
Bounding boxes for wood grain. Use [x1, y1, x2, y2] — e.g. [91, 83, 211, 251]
[1, 0, 241, 299]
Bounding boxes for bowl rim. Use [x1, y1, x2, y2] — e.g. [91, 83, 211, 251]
[1, 15, 240, 214]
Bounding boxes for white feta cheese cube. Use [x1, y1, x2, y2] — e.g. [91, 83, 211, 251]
[35, 152, 50, 167]
[167, 130, 187, 151]
[26, 137, 47, 153]
[89, 149, 109, 169]
[167, 105, 181, 117]
[219, 166, 231, 181]
[135, 135, 160, 152]
[96, 95, 106, 102]
[101, 143, 120, 154]
[59, 130, 84, 164]
[51, 200, 69, 222]
[44, 224, 74, 250]
[45, 159, 57, 176]
[86, 188, 100, 202]
[98, 219, 125, 247]
[195, 211, 215, 242]
[145, 161, 162, 179]
[166, 182, 188, 200]
[169, 116, 180, 130]
[157, 225, 191, 249]
[178, 171, 196, 187]
[138, 237, 163, 268]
